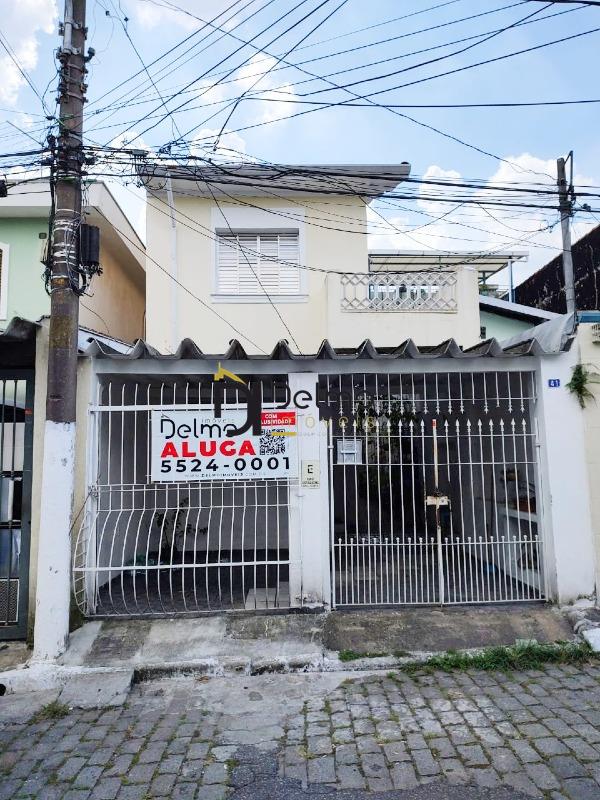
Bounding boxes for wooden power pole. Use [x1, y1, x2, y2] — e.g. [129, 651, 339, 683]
[33, 0, 88, 661]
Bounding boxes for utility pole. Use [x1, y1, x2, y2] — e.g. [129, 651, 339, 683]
[557, 152, 576, 317]
[33, 0, 88, 661]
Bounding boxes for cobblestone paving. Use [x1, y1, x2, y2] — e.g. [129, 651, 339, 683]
[2, 664, 600, 798]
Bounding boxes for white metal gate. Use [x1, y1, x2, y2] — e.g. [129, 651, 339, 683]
[328, 371, 545, 606]
[73, 376, 297, 616]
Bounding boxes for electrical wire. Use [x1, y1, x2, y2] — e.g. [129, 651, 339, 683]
[160, 2, 581, 101]
[158, 6, 576, 180]
[203, 180, 303, 352]
[127, 170, 567, 273]
[0, 29, 46, 109]
[95, 206, 267, 351]
[105, 0, 185, 142]
[101, 0, 319, 146]
[152, 1, 541, 149]
[84, 0, 474, 127]
[86, 0, 251, 110]
[214, 0, 350, 150]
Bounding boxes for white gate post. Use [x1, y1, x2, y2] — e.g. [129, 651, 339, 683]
[536, 349, 595, 603]
[287, 373, 331, 608]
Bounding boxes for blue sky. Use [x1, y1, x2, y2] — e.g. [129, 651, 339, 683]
[2, 0, 600, 287]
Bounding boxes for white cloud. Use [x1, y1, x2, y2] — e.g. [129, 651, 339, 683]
[193, 54, 300, 132]
[125, 0, 233, 32]
[109, 130, 153, 152]
[0, 0, 57, 105]
[195, 80, 229, 108]
[189, 127, 249, 162]
[368, 153, 598, 287]
[232, 54, 299, 124]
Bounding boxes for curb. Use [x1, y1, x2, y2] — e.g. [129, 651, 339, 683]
[1, 651, 434, 696]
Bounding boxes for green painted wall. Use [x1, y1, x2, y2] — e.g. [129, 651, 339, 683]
[480, 310, 533, 342]
[0, 217, 50, 326]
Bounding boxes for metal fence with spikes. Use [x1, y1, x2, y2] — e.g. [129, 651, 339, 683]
[327, 370, 545, 606]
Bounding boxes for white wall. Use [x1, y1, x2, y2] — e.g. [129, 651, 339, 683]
[28, 322, 92, 633]
[577, 324, 600, 597]
[145, 194, 481, 353]
[535, 345, 596, 603]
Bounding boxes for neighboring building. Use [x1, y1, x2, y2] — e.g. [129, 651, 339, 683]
[0, 319, 133, 640]
[0, 179, 146, 343]
[0, 178, 145, 641]
[515, 224, 600, 313]
[479, 295, 558, 341]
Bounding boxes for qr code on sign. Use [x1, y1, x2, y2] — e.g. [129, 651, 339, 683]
[259, 429, 286, 455]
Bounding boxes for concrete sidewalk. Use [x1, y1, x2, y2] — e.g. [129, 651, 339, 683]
[54, 605, 573, 675]
[0, 605, 577, 708]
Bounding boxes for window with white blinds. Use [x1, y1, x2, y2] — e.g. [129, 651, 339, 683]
[216, 231, 301, 295]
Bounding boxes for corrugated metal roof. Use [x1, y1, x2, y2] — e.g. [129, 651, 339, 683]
[82, 314, 574, 362]
[0, 317, 135, 354]
[0, 317, 39, 341]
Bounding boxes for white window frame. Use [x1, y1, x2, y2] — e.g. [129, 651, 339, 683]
[0, 242, 9, 321]
[211, 206, 307, 303]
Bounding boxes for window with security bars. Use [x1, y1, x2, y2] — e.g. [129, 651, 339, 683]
[216, 231, 301, 295]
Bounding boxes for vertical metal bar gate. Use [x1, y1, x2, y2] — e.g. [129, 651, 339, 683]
[0, 370, 34, 639]
[328, 370, 545, 607]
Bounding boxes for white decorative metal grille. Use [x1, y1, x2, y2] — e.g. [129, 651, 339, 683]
[340, 271, 457, 312]
[325, 371, 545, 606]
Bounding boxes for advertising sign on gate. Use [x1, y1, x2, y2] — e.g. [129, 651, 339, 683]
[151, 409, 298, 482]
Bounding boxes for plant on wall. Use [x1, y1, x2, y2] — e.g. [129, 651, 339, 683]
[566, 363, 600, 408]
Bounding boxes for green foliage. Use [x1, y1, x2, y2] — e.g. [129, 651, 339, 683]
[396, 641, 595, 675]
[566, 363, 600, 408]
[338, 649, 388, 662]
[32, 700, 70, 721]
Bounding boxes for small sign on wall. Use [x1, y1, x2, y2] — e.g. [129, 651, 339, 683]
[548, 378, 561, 388]
[336, 439, 363, 465]
[301, 460, 320, 488]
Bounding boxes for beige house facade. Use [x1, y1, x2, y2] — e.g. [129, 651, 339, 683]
[142, 164, 519, 355]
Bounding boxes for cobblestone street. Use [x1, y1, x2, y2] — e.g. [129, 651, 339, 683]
[3, 663, 600, 799]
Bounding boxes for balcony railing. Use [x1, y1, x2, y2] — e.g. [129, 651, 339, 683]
[340, 271, 457, 312]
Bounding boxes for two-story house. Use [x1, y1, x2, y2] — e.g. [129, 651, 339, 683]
[141, 163, 533, 353]
[9, 164, 595, 661]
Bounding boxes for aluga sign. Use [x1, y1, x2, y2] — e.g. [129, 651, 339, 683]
[151, 410, 298, 481]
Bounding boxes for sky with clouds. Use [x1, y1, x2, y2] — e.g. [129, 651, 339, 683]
[1, 0, 600, 290]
